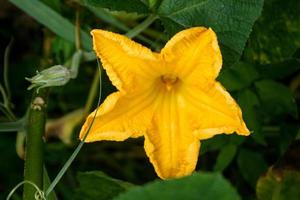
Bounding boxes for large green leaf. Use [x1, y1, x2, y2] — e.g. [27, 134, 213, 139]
[237, 149, 268, 187]
[158, 0, 264, 67]
[75, 171, 133, 200]
[83, 0, 150, 14]
[244, 0, 300, 63]
[257, 169, 300, 200]
[255, 80, 297, 117]
[114, 173, 240, 200]
[9, 0, 92, 50]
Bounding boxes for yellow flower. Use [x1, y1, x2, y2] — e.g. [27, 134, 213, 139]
[80, 27, 250, 179]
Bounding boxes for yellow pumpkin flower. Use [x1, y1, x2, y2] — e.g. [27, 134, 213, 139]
[80, 27, 250, 179]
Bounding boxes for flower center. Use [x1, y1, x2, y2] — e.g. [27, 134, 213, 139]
[160, 74, 179, 90]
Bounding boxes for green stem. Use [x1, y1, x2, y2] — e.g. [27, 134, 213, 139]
[143, 28, 168, 42]
[5, 107, 16, 121]
[0, 84, 8, 106]
[126, 14, 158, 38]
[76, 1, 159, 48]
[0, 84, 16, 120]
[84, 69, 100, 115]
[23, 89, 48, 200]
[0, 105, 14, 121]
[75, 9, 81, 50]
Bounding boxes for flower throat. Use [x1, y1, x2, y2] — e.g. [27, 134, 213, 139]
[161, 74, 179, 90]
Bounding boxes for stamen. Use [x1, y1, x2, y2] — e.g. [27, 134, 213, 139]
[161, 74, 179, 90]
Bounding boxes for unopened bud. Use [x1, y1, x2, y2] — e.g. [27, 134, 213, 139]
[26, 65, 71, 92]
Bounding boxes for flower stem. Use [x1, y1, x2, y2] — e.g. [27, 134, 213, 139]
[126, 14, 158, 39]
[23, 89, 49, 200]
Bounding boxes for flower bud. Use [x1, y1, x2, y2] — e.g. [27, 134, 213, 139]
[26, 65, 71, 92]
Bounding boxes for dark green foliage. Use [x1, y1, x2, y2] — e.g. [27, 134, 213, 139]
[218, 62, 260, 91]
[244, 0, 300, 63]
[75, 171, 133, 200]
[255, 80, 297, 117]
[237, 89, 265, 145]
[114, 173, 241, 200]
[256, 59, 300, 80]
[237, 149, 268, 187]
[9, 0, 92, 50]
[213, 144, 237, 171]
[84, 0, 150, 14]
[158, 0, 264, 67]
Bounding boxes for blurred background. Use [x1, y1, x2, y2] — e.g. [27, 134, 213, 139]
[0, 0, 300, 199]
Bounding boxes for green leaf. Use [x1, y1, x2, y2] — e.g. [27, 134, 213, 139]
[256, 59, 300, 80]
[158, 0, 263, 67]
[229, 135, 246, 146]
[244, 0, 300, 63]
[237, 149, 268, 187]
[83, 0, 150, 14]
[237, 89, 266, 145]
[114, 172, 241, 200]
[218, 62, 260, 91]
[75, 171, 133, 200]
[255, 80, 297, 117]
[257, 169, 300, 200]
[9, 0, 92, 50]
[213, 144, 237, 172]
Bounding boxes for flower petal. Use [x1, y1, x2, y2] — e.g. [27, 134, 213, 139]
[160, 27, 222, 88]
[144, 89, 200, 179]
[92, 29, 161, 92]
[182, 82, 249, 140]
[80, 84, 160, 142]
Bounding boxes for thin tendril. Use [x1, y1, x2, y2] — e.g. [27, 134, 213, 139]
[4, 38, 14, 100]
[45, 58, 102, 197]
[6, 181, 45, 200]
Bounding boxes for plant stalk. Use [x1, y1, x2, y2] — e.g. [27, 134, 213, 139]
[23, 89, 48, 200]
[84, 69, 100, 115]
[126, 14, 158, 38]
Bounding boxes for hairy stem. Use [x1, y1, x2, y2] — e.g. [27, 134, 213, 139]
[23, 89, 49, 200]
